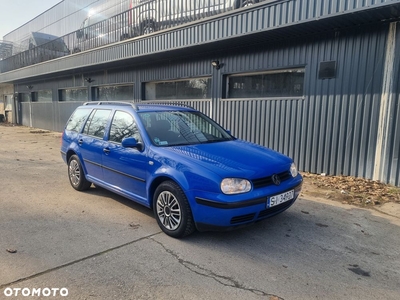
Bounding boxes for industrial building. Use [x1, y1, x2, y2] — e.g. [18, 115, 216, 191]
[0, 0, 399, 186]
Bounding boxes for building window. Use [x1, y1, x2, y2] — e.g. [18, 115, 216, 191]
[59, 88, 88, 101]
[31, 92, 38, 102]
[145, 78, 211, 100]
[19, 93, 30, 102]
[32, 90, 53, 102]
[226, 68, 305, 99]
[93, 84, 134, 101]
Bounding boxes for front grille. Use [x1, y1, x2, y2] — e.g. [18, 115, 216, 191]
[257, 199, 294, 219]
[230, 213, 256, 224]
[252, 171, 291, 189]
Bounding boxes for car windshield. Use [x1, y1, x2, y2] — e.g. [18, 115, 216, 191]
[138, 110, 234, 147]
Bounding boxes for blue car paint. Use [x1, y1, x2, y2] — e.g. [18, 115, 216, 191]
[61, 103, 302, 232]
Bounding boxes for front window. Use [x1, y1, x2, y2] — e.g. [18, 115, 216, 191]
[109, 111, 141, 143]
[138, 110, 233, 147]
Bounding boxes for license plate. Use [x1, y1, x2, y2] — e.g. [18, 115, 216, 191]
[268, 190, 294, 208]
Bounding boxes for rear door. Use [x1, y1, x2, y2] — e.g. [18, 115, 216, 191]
[78, 108, 112, 183]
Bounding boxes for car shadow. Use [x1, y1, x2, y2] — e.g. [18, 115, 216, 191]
[83, 184, 155, 218]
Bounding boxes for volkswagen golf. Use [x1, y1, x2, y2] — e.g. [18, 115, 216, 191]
[61, 102, 302, 238]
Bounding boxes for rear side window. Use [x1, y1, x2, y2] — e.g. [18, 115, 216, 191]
[65, 108, 91, 132]
[83, 109, 111, 138]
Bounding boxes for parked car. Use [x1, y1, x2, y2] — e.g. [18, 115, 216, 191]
[61, 102, 302, 238]
[17, 32, 70, 65]
[129, 0, 262, 36]
[74, 0, 263, 52]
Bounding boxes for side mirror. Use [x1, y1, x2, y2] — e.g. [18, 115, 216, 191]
[122, 137, 143, 151]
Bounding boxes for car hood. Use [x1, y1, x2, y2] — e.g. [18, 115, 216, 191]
[161, 140, 292, 179]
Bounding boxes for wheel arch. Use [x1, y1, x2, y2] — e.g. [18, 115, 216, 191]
[66, 149, 77, 163]
[66, 149, 89, 177]
[148, 175, 188, 210]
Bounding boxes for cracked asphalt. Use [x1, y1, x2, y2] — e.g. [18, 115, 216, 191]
[0, 125, 400, 300]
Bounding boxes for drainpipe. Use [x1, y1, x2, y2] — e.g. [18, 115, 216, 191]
[373, 22, 397, 181]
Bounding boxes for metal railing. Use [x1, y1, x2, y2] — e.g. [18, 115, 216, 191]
[0, 0, 266, 73]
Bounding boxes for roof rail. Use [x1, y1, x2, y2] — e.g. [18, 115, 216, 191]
[82, 101, 195, 111]
[83, 101, 138, 110]
[138, 101, 195, 110]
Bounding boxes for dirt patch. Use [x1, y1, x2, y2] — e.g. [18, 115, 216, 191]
[30, 129, 51, 134]
[301, 172, 400, 208]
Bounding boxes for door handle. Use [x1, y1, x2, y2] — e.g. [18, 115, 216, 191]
[103, 148, 110, 154]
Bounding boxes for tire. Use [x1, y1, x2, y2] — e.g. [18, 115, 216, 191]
[120, 33, 130, 41]
[236, 0, 259, 8]
[153, 181, 196, 238]
[68, 155, 91, 191]
[141, 20, 156, 35]
[72, 47, 82, 54]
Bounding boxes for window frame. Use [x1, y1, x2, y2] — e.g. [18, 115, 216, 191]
[143, 77, 212, 101]
[224, 67, 306, 100]
[92, 84, 135, 101]
[58, 87, 89, 102]
[31, 89, 53, 103]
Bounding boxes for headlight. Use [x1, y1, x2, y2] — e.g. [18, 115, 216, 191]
[221, 178, 251, 194]
[290, 162, 298, 177]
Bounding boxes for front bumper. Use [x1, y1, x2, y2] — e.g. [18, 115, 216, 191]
[191, 180, 302, 232]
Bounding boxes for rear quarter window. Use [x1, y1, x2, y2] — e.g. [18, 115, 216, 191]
[83, 109, 112, 138]
[65, 108, 92, 132]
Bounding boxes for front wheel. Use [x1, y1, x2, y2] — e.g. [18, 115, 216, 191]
[68, 155, 91, 191]
[153, 181, 195, 238]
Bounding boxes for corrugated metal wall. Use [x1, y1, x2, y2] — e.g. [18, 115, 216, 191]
[4, 0, 396, 44]
[378, 22, 400, 186]
[14, 22, 399, 186]
[215, 25, 388, 181]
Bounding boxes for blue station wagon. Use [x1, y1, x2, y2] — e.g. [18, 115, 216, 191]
[61, 102, 302, 238]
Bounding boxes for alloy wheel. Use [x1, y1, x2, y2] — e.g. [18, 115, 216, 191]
[156, 191, 182, 231]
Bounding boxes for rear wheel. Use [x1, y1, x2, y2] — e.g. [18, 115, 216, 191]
[153, 181, 195, 238]
[120, 33, 130, 41]
[236, 0, 259, 8]
[141, 20, 156, 35]
[68, 155, 91, 191]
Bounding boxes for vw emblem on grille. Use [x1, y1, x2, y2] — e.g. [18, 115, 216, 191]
[271, 174, 281, 186]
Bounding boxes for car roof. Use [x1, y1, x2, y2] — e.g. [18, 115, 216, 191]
[82, 101, 196, 112]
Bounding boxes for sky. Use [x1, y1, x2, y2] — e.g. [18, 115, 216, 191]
[0, 0, 62, 40]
